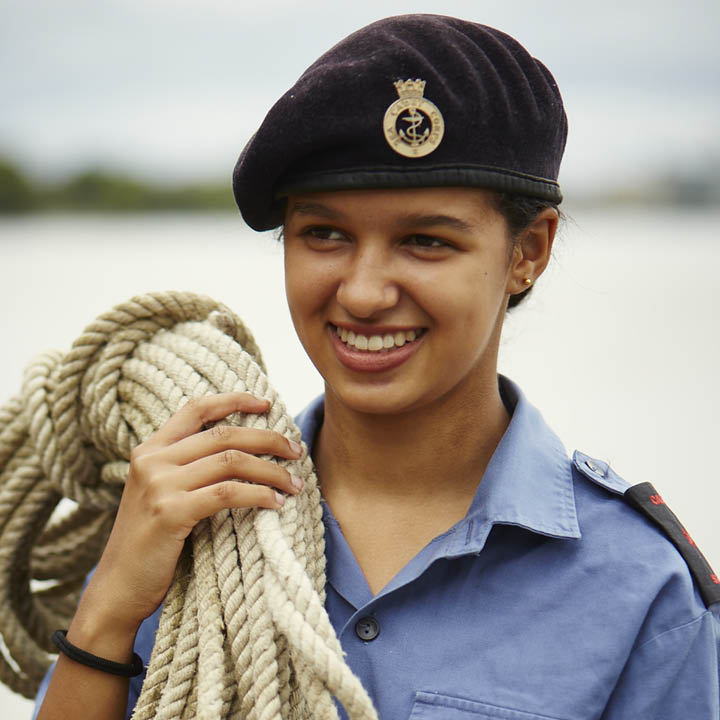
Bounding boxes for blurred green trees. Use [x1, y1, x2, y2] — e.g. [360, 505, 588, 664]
[0, 160, 36, 212]
[2, 156, 718, 213]
[0, 159, 236, 213]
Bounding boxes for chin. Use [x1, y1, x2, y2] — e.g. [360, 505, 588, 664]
[325, 378, 439, 417]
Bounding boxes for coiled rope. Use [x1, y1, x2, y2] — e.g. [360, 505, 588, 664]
[0, 291, 377, 720]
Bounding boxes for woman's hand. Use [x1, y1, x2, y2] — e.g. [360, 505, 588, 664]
[81, 391, 304, 635]
[39, 392, 302, 720]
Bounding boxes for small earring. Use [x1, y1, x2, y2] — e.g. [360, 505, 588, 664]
[523, 277, 533, 287]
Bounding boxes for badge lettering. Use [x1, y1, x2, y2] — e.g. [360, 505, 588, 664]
[383, 79, 444, 158]
[682, 528, 696, 547]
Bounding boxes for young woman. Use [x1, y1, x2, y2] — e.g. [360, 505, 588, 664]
[36, 14, 719, 720]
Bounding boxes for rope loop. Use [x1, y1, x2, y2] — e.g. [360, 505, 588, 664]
[0, 291, 377, 720]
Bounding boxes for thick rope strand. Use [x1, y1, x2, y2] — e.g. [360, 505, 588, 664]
[0, 291, 377, 719]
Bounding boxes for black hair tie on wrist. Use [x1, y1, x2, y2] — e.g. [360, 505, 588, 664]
[51, 630, 144, 677]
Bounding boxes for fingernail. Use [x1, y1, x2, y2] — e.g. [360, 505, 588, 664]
[275, 492, 285, 507]
[290, 474, 304, 491]
[289, 440, 302, 456]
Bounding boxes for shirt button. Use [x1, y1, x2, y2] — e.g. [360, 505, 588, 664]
[585, 459, 602, 474]
[355, 616, 380, 641]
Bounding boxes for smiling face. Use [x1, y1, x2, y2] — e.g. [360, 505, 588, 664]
[283, 187, 530, 416]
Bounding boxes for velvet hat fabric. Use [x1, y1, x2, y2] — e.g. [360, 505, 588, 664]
[233, 14, 568, 231]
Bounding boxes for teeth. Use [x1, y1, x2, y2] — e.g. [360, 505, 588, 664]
[334, 326, 423, 352]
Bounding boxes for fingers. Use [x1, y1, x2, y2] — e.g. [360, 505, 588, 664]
[127, 391, 303, 525]
[167, 425, 302, 467]
[189, 481, 287, 523]
[89, 393, 298, 629]
[181, 449, 303, 496]
[146, 392, 271, 449]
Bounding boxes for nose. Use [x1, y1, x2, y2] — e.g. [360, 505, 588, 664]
[336, 245, 400, 319]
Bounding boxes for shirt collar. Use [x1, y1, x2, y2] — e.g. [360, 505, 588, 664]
[463, 375, 581, 542]
[295, 375, 581, 553]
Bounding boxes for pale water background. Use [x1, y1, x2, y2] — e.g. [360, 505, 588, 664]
[1, 207, 719, 716]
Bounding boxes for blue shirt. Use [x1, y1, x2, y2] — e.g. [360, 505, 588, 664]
[35, 377, 720, 719]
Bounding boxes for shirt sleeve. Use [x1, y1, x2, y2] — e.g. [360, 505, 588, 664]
[31, 662, 53, 720]
[601, 606, 720, 719]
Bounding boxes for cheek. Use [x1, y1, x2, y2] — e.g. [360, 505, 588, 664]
[284, 246, 310, 329]
[284, 248, 337, 331]
[284, 268, 313, 336]
[425, 264, 503, 319]
[284, 240, 311, 299]
[425, 262, 509, 352]
[283, 263, 302, 309]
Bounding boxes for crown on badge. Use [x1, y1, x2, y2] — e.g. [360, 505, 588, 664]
[393, 78, 426, 98]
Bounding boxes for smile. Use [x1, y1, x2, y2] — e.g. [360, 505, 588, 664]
[332, 325, 426, 352]
[328, 323, 427, 373]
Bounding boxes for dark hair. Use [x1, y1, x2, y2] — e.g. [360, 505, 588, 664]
[491, 192, 560, 309]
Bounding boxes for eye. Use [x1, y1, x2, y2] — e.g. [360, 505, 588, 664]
[299, 226, 349, 249]
[403, 234, 450, 249]
[307, 226, 345, 241]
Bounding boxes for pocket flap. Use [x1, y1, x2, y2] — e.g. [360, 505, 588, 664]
[409, 691, 565, 720]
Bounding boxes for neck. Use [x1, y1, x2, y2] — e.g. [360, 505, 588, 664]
[314, 371, 510, 508]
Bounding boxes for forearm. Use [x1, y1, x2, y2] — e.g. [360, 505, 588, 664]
[36, 656, 131, 720]
[36, 582, 142, 720]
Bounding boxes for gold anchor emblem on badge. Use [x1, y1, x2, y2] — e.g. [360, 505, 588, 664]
[383, 79, 444, 158]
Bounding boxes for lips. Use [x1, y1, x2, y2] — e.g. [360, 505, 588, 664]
[329, 323, 426, 372]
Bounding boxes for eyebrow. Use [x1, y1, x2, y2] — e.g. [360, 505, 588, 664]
[397, 213, 475, 233]
[286, 201, 343, 220]
[286, 202, 475, 233]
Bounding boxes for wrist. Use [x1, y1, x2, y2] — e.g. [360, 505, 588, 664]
[83, 561, 156, 631]
[68, 584, 143, 664]
[53, 630, 144, 676]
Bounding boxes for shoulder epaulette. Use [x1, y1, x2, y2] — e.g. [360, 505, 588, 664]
[574, 451, 720, 607]
[623, 482, 720, 607]
[572, 450, 630, 495]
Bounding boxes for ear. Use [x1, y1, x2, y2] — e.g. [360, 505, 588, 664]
[506, 207, 558, 295]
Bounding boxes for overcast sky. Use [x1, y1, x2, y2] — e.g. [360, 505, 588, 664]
[1, 0, 719, 194]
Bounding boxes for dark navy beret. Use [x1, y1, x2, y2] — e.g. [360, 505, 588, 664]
[233, 14, 568, 231]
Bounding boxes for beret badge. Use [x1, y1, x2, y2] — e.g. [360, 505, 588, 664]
[383, 78, 444, 158]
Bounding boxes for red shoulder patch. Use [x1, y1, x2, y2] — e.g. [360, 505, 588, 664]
[624, 482, 720, 608]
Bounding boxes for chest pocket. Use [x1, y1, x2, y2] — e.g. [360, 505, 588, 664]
[409, 692, 567, 720]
